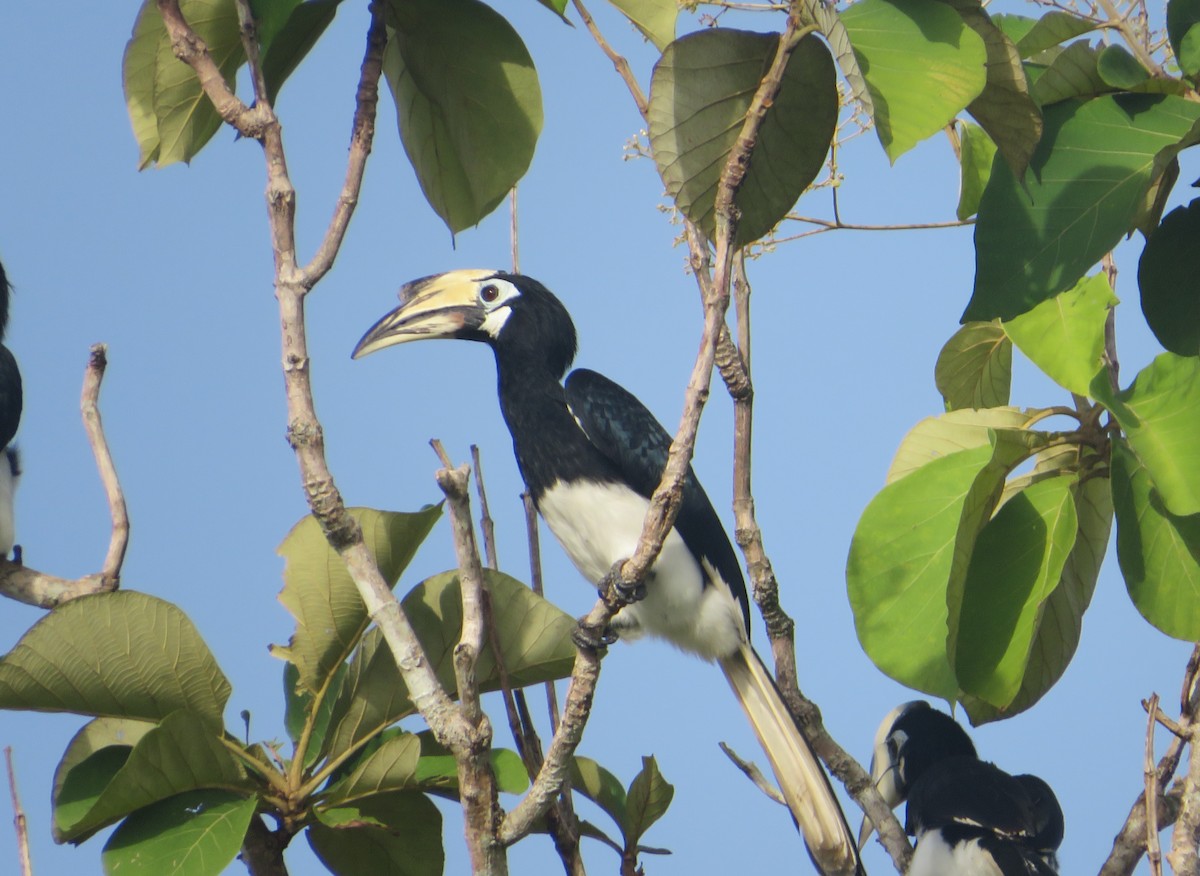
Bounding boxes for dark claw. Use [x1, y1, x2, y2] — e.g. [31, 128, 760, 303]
[10, 544, 21, 565]
[572, 617, 618, 652]
[601, 560, 646, 604]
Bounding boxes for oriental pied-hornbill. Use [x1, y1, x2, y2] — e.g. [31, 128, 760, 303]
[354, 269, 861, 876]
[0, 260, 21, 561]
[862, 701, 1064, 875]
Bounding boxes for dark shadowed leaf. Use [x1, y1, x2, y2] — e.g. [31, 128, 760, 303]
[272, 505, 441, 696]
[0, 591, 229, 725]
[1014, 11, 1099, 58]
[101, 790, 256, 876]
[1097, 44, 1149, 89]
[309, 792, 443, 876]
[648, 29, 837, 246]
[954, 476, 1077, 707]
[622, 756, 674, 848]
[324, 569, 576, 759]
[966, 95, 1200, 322]
[259, 0, 343, 104]
[1094, 354, 1200, 517]
[606, 0, 677, 50]
[1139, 199, 1200, 356]
[840, 0, 986, 162]
[1002, 273, 1115, 397]
[383, 0, 543, 233]
[52, 718, 156, 842]
[1028, 41, 1107, 106]
[55, 710, 248, 844]
[284, 660, 347, 767]
[1112, 440, 1200, 640]
[935, 321, 1011, 409]
[122, 0, 245, 168]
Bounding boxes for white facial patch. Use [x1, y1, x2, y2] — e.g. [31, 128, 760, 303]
[479, 305, 512, 338]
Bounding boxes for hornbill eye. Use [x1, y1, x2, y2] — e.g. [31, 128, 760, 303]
[480, 284, 500, 303]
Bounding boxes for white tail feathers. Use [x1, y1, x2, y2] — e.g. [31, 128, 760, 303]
[720, 645, 860, 876]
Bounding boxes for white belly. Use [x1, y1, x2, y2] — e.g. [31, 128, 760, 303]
[909, 832, 1004, 876]
[538, 479, 745, 661]
[0, 450, 17, 556]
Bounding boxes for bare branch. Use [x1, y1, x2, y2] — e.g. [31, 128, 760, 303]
[719, 740, 787, 806]
[569, 0, 649, 119]
[471, 445, 500, 570]
[4, 748, 32, 876]
[1146, 695, 1163, 876]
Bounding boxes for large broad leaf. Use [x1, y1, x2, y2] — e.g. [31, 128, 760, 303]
[52, 718, 157, 842]
[324, 569, 576, 759]
[571, 756, 628, 831]
[954, 476, 1078, 708]
[1002, 273, 1116, 397]
[966, 95, 1200, 322]
[122, 0, 245, 169]
[648, 29, 837, 247]
[1028, 41, 1108, 106]
[101, 790, 256, 876]
[622, 756, 674, 849]
[1113, 440, 1200, 640]
[272, 505, 442, 696]
[956, 123, 999, 222]
[938, 0, 1041, 180]
[1139, 199, 1200, 356]
[606, 0, 677, 51]
[1097, 44, 1150, 90]
[55, 710, 248, 844]
[887, 407, 1046, 485]
[840, 0, 987, 162]
[848, 433, 1034, 698]
[309, 792, 443, 876]
[800, 0, 874, 118]
[0, 591, 230, 725]
[1168, 0, 1200, 76]
[1014, 11, 1099, 58]
[965, 451, 1111, 723]
[383, 0, 543, 234]
[412, 731, 529, 796]
[935, 321, 1011, 409]
[323, 731, 421, 805]
[257, 0, 344, 104]
[1095, 353, 1200, 517]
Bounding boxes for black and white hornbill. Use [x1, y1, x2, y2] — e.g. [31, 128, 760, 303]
[0, 260, 22, 561]
[862, 701, 1064, 875]
[353, 269, 861, 876]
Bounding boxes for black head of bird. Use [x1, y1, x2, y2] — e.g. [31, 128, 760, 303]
[863, 701, 1064, 876]
[355, 268, 864, 876]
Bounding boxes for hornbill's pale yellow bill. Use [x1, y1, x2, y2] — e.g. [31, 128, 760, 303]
[354, 268, 863, 876]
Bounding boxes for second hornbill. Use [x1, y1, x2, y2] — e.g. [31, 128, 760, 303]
[863, 701, 1064, 875]
[354, 269, 860, 876]
[0, 260, 22, 561]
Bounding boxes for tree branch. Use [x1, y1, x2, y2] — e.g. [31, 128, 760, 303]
[0, 344, 126, 608]
[4, 748, 32, 876]
[239, 815, 290, 876]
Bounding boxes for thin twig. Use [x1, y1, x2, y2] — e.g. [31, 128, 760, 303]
[1146, 694, 1163, 876]
[570, 0, 649, 119]
[471, 445, 499, 570]
[4, 748, 32, 876]
[719, 741, 786, 806]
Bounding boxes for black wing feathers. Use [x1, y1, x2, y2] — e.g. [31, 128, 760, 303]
[564, 368, 750, 632]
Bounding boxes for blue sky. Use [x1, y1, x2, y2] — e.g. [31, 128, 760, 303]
[0, 3, 1193, 875]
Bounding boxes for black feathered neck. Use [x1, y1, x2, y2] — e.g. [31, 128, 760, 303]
[891, 703, 977, 795]
[485, 273, 577, 381]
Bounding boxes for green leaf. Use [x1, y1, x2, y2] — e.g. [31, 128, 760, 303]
[260, 0, 344, 105]
[324, 732, 421, 805]
[1113, 440, 1200, 640]
[648, 30, 837, 246]
[622, 756, 674, 849]
[954, 476, 1078, 707]
[965, 450, 1111, 723]
[535, 0, 569, 17]
[101, 790, 256, 876]
[324, 569, 576, 759]
[1180, 24, 1200, 79]
[1139, 199, 1200, 356]
[606, 0, 677, 51]
[0, 591, 230, 725]
[992, 13, 1037, 49]
[413, 731, 529, 796]
[55, 710, 248, 844]
[966, 95, 1200, 322]
[1097, 44, 1150, 89]
[800, 0, 875, 119]
[383, 0, 543, 234]
[1095, 353, 1200, 517]
[1168, 0, 1200, 75]
[956, 124, 999, 222]
[887, 407, 1047, 485]
[840, 0, 987, 162]
[272, 505, 441, 696]
[938, 0, 1041, 181]
[122, 0, 245, 169]
[848, 433, 1035, 698]
[1013, 11, 1099, 58]
[1028, 41, 1108, 106]
[309, 792, 443, 876]
[570, 756, 628, 831]
[52, 718, 156, 842]
[284, 659, 346, 767]
[935, 320, 1011, 409]
[1002, 273, 1116, 397]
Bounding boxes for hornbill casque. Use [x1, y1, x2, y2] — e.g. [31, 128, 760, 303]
[0, 260, 22, 561]
[863, 701, 1064, 875]
[353, 269, 861, 876]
